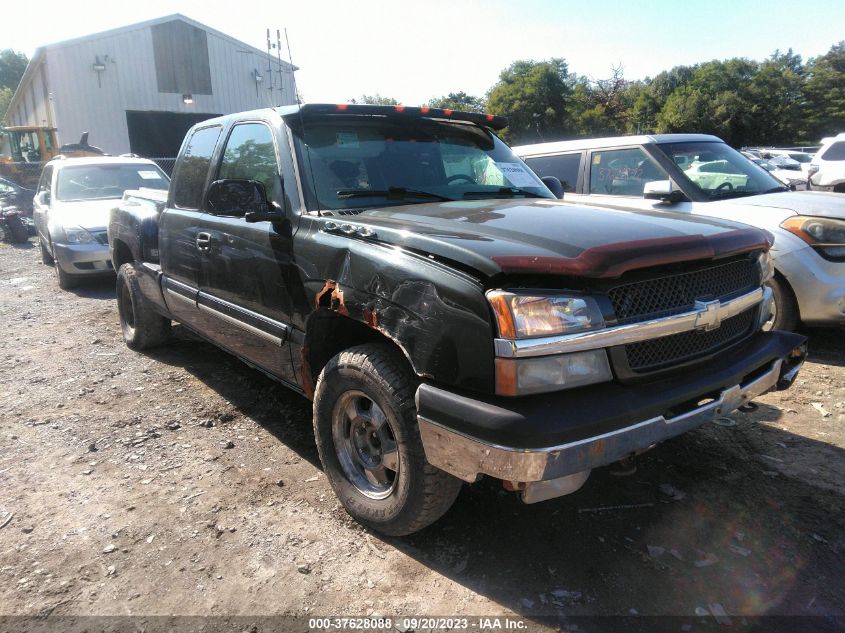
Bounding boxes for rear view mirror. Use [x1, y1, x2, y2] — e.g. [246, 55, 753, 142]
[643, 180, 684, 203]
[36, 191, 50, 206]
[541, 176, 564, 199]
[206, 179, 270, 217]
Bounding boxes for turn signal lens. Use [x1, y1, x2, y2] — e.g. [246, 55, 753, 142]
[495, 350, 612, 396]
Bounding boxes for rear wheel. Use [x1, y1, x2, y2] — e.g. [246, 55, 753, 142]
[5, 215, 28, 243]
[313, 344, 462, 536]
[116, 262, 171, 350]
[764, 275, 799, 332]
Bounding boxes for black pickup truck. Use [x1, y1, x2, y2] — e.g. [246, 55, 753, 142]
[109, 104, 806, 535]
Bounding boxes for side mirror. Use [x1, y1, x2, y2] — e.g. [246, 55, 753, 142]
[36, 191, 50, 206]
[206, 179, 272, 218]
[541, 176, 564, 199]
[643, 180, 684, 203]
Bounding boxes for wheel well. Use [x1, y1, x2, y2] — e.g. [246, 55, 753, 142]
[111, 239, 133, 271]
[302, 311, 414, 397]
[834, 183, 845, 193]
[773, 268, 800, 317]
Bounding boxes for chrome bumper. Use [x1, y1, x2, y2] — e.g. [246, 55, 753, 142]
[418, 356, 801, 484]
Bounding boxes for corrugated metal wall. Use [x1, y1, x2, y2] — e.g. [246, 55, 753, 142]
[7, 19, 296, 155]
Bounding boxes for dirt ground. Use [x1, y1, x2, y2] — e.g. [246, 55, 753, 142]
[1, 239, 844, 632]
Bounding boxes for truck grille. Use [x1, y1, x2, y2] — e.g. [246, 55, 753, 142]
[625, 308, 756, 372]
[607, 259, 757, 325]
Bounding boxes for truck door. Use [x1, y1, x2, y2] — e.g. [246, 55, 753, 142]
[194, 121, 298, 386]
[158, 124, 222, 328]
[33, 164, 54, 247]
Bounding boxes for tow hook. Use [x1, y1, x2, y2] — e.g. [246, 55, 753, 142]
[777, 344, 807, 390]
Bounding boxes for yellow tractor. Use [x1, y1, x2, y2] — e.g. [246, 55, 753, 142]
[0, 127, 105, 187]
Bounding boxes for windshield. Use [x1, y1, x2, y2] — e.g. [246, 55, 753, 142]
[656, 141, 786, 200]
[291, 117, 553, 211]
[56, 164, 169, 201]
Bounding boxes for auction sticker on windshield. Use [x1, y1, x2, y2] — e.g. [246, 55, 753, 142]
[495, 162, 537, 187]
[336, 132, 360, 148]
[138, 171, 162, 180]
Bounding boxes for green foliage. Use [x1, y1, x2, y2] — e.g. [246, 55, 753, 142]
[486, 58, 572, 143]
[352, 94, 400, 105]
[427, 92, 485, 112]
[0, 86, 12, 124]
[0, 49, 28, 91]
[803, 41, 845, 141]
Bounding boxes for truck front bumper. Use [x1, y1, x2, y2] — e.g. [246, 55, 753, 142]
[416, 331, 805, 485]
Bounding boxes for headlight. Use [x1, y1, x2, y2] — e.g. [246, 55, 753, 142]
[495, 350, 612, 396]
[755, 250, 774, 284]
[781, 216, 845, 260]
[487, 291, 605, 339]
[62, 226, 95, 244]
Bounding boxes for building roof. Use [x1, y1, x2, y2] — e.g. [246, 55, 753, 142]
[513, 134, 724, 156]
[6, 14, 297, 122]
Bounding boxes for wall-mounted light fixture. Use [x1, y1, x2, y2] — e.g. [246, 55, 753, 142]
[92, 56, 106, 87]
[182, 94, 194, 105]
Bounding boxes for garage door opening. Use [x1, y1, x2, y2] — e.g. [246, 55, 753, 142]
[126, 111, 221, 159]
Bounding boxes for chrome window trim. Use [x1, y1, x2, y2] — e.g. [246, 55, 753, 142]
[494, 287, 764, 359]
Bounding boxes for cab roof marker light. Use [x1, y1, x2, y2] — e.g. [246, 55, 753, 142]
[336, 104, 348, 111]
[394, 105, 405, 112]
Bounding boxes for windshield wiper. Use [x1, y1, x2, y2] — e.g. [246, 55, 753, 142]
[707, 189, 758, 200]
[462, 186, 544, 199]
[336, 187, 453, 202]
[762, 186, 789, 193]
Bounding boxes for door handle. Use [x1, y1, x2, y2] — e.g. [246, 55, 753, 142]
[196, 232, 212, 251]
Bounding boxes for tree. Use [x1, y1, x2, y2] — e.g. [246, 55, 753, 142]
[486, 58, 572, 144]
[0, 49, 28, 91]
[0, 49, 28, 123]
[747, 49, 804, 145]
[351, 94, 399, 105]
[803, 41, 845, 141]
[427, 92, 485, 112]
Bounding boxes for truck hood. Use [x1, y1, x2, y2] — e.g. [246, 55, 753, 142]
[347, 199, 768, 279]
[712, 191, 845, 221]
[50, 198, 118, 230]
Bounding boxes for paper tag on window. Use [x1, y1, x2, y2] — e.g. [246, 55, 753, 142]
[336, 132, 359, 148]
[495, 162, 537, 188]
[138, 170, 161, 180]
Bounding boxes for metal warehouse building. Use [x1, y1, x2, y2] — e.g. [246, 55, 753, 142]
[5, 14, 297, 157]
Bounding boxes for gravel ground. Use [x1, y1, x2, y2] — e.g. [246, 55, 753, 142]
[1, 239, 844, 631]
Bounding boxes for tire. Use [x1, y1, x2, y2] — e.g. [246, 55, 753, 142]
[54, 261, 79, 290]
[39, 237, 54, 265]
[313, 343, 462, 536]
[5, 215, 28, 243]
[765, 275, 799, 332]
[116, 262, 171, 350]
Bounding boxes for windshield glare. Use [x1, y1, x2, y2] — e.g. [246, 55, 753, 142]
[56, 164, 169, 201]
[656, 142, 785, 199]
[292, 117, 553, 211]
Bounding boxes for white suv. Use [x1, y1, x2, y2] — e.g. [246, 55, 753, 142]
[808, 133, 845, 193]
[514, 134, 845, 331]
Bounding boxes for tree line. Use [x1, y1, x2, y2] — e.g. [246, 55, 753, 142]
[357, 41, 845, 148]
[3, 41, 843, 148]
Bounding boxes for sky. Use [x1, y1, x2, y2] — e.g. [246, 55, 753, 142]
[2, 0, 844, 106]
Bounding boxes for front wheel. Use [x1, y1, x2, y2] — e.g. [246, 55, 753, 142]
[54, 261, 79, 289]
[764, 276, 799, 332]
[313, 344, 462, 536]
[39, 237, 54, 265]
[116, 262, 171, 350]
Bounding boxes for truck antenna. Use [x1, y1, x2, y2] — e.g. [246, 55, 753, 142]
[284, 28, 321, 216]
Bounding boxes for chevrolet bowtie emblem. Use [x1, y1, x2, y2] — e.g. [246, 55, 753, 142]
[694, 299, 722, 331]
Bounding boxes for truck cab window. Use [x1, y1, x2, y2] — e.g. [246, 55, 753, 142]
[172, 125, 221, 209]
[217, 123, 278, 207]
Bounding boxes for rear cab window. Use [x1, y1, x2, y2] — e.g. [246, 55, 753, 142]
[172, 125, 223, 209]
[523, 153, 582, 192]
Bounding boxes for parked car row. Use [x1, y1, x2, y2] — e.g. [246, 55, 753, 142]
[18, 106, 840, 535]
